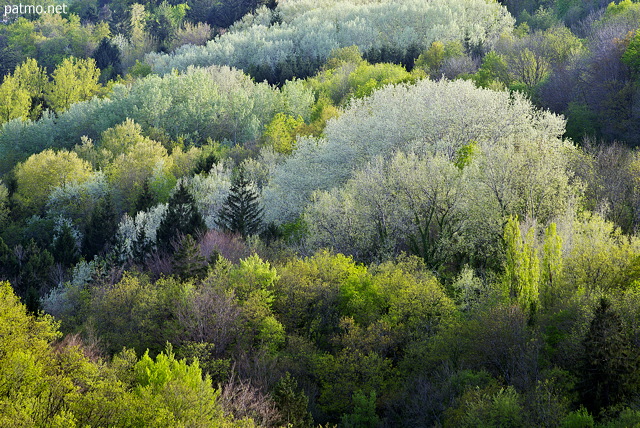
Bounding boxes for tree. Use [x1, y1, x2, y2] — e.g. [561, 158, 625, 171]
[272, 372, 314, 428]
[216, 169, 263, 239]
[157, 181, 207, 251]
[92, 37, 122, 82]
[82, 194, 118, 259]
[579, 298, 639, 415]
[45, 56, 101, 112]
[503, 217, 540, 313]
[172, 234, 208, 280]
[52, 220, 80, 268]
[13, 149, 94, 215]
[0, 74, 31, 124]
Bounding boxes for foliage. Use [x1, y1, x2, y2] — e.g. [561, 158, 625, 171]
[148, 0, 514, 84]
[13, 149, 93, 215]
[216, 169, 264, 239]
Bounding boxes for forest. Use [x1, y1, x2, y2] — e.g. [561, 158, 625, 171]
[2, 0, 640, 426]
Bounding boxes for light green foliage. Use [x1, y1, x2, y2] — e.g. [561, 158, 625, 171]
[472, 51, 511, 89]
[0, 66, 313, 176]
[148, 0, 514, 76]
[306, 50, 415, 106]
[262, 113, 305, 155]
[622, 29, 640, 75]
[0, 74, 31, 124]
[13, 149, 93, 214]
[341, 390, 380, 428]
[562, 213, 640, 293]
[0, 181, 8, 227]
[503, 217, 540, 312]
[273, 251, 371, 348]
[133, 346, 225, 426]
[374, 257, 456, 342]
[229, 255, 284, 353]
[415, 40, 465, 78]
[451, 386, 526, 428]
[12, 58, 47, 100]
[102, 120, 175, 213]
[45, 57, 101, 112]
[561, 408, 594, 427]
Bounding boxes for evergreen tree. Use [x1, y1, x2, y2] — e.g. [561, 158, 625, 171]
[272, 372, 314, 428]
[134, 179, 156, 214]
[157, 181, 207, 251]
[216, 169, 263, 239]
[579, 298, 639, 415]
[83, 195, 118, 259]
[172, 234, 207, 280]
[52, 221, 80, 267]
[92, 38, 122, 80]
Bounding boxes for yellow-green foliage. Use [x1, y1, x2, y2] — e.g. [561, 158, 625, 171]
[563, 213, 640, 293]
[0, 281, 253, 427]
[45, 57, 101, 112]
[13, 148, 93, 214]
[262, 113, 305, 154]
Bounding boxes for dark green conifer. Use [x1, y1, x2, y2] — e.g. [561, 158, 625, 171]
[157, 181, 207, 251]
[172, 234, 207, 280]
[83, 195, 117, 259]
[579, 298, 639, 415]
[52, 222, 80, 267]
[216, 169, 263, 239]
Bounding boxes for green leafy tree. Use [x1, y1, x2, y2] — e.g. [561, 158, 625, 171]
[0, 74, 31, 124]
[13, 149, 93, 215]
[216, 169, 263, 239]
[45, 57, 101, 112]
[272, 372, 314, 428]
[503, 217, 540, 313]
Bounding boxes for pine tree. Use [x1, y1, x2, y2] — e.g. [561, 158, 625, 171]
[216, 169, 263, 239]
[52, 222, 80, 267]
[172, 234, 208, 280]
[157, 181, 207, 251]
[83, 195, 118, 259]
[134, 179, 156, 214]
[272, 372, 314, 428]
[579, 298, 638, 415]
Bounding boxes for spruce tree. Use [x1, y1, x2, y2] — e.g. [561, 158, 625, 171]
[172, 234, 207, 280]
[52, 222, 80, 267]
[579, 298, 638, 415]
[83, 195, 117, 259]
[157, 181, 207, 251]
[216, 169, 263, 239]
